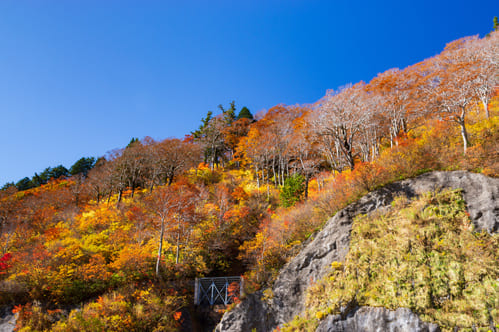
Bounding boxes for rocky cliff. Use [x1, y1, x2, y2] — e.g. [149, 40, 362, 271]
[216, 171, 499, 332]
[0, 307, 16, 332]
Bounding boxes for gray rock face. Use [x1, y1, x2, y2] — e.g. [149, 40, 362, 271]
[389, 171, 498, 233]
[216, 171, 499, 332]
[0, 307, 16, 332]
[316, 307, 440, 332]
[214, 293, 275, 332]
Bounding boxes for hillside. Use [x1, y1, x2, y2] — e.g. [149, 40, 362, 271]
[216, 171, 499, 331]
[0, 31, 498, 332]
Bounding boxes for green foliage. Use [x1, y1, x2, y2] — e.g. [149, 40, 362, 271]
[220, 100, 237, 124]
[14, 165, 70, 191]
[15, 177, 35, 191]
[69, 157, 96, 176]
[1, 182, 15, 190]
[39, 166, 69, 183]
[191, 111, 213, 139]
[126, 137, 139, 148]
[285, 189, 499, 331]
[237, 106, 254, 120]
[280, 174, 306, 207]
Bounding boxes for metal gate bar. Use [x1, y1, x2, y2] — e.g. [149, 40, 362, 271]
[194, 276, 243, 305]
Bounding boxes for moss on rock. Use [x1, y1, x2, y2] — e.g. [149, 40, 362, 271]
[284, 189, 499, 332]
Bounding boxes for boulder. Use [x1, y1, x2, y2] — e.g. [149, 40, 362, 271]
[316, 307, 440, 332]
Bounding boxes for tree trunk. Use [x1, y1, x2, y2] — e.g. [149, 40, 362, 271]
[348, 151, 355, 171]
[458, 109, 470, 154]
[267, 183, 270, 200]
[304, 175, 309, 199]
[255, 165, 260, 189]
[459, 120, 470, 154]
[117, 189, 123, 206]
[272, 161, 277, 187]
[156, 218, 165, 277]
[482, 100, 490, 119]
[342, 135, 355, 171]
[175, 233, 180, 264]
[210, 145, 216, 170]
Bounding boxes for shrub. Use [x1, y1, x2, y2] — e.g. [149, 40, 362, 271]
[280, 174, 305, 207]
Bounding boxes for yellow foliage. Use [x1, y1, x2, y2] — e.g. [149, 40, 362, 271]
[76, 206, 121, 232]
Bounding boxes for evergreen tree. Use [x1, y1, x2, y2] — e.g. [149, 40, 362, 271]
[191, 111, 213, 139]
[36, 166, 69, 185]
[486, 16, 498, 36]
[49, 165, 70, 179]
[15, 177, 35, 191]
[70, 157, 96, 176]
[1, 182, 15, 191]
[126, 137, 139, 148]
[31, 172, 45, 187]
[219, 101, 237, 124]
[237, 106, 254, 120]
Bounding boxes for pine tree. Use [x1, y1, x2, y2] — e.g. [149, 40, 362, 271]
[237, 106, 254, 120]
[126, 137, 139, 148]
[1, 182, 15, 191]
[69, 157, 96, 176]
[15, 177, 35, 191]
[220, 101, 237, 124]
[191, 111, 213, 139]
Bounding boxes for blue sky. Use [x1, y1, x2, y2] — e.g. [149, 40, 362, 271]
[0, 0, 497, 185]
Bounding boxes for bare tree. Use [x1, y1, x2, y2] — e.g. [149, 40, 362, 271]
[471, 32, 499, 118]
[147, 184, 199, 276]
[313, 83, 374, 171]
[145, 137, 202, 191]
[421, 36, 483, 153]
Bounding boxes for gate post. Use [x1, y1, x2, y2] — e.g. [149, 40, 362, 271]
[224, 278, 228, 305]
[194, 278, 199, 305]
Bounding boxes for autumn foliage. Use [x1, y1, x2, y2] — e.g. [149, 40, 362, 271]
[0, 31, 498, 331]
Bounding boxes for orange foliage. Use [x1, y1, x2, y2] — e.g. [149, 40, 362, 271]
[2, 30, 498, 331]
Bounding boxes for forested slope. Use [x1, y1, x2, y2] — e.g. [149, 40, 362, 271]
[0, 31, 498, 332]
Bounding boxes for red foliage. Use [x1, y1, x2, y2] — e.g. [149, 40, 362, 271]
[0, 253, 12, 272]
[173, 311, 182, 321]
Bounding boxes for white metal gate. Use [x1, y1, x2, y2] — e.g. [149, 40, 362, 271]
[194, 276, 242, 306]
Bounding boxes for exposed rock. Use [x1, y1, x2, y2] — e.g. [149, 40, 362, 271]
[316, 307, 440, 332]
[0, 307, 16, 332]
[386, 171, 498, 233]
[216, 171, 499, 331]
[214, 293, 276, 332]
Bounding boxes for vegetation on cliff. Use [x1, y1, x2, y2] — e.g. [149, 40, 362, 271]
[284, 189, 498, 331]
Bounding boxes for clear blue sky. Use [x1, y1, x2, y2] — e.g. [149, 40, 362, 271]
[0, 0, 497, 185]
